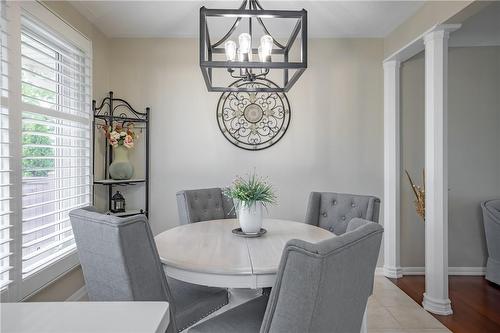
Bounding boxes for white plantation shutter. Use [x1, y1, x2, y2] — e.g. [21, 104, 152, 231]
[20, 12, 91, 278]
[21, 114, 91, 277]
[0, 1, 92, 300]
[0, 0, 13, 290]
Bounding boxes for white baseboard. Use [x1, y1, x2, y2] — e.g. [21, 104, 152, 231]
[448, 267, 486, 275]
[402, 267, 486, 276]
[65, 286, 87, 301]
[400, 267, 425, 275]
[376, 266, 486, 276]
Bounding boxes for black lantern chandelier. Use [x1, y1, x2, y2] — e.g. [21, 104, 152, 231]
[200, 0, 307, 93]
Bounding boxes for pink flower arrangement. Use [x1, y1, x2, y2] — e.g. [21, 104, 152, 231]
[101, 123, 138, 149]
[123, 134, 134, 148]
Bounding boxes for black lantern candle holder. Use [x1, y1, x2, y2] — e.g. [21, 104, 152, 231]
[111, 191, 126, 213]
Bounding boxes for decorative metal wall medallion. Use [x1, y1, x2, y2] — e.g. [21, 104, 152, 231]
[217, 79, 291, 150]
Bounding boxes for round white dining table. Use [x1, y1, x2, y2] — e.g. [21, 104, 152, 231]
[154, 218, 334, 289]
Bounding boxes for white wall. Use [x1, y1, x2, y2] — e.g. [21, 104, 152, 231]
[447, 46, 500, 267]
[400, 52, 426, 267]
[400, 46, 500, 267]
[107, 38, 385, 235]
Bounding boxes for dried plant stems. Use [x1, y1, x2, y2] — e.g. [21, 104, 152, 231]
[405, 169, 425, 221]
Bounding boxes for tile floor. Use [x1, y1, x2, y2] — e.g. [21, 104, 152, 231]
[368, 276, 451, 333]
[187, 276, 451, 333]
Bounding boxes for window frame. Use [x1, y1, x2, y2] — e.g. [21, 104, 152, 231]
[1, 1, 92, 302]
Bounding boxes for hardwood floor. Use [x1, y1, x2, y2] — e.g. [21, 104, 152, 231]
[389, 276, 500, 333]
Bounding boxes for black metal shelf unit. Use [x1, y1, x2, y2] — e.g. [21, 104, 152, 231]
[92, 91, 150, 217]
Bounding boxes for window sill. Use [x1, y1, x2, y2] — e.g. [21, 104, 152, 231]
[21, 251, 80, 301]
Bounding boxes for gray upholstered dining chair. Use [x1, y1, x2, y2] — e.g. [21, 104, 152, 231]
[189, 218, 384, 333]
[69, 207, 229, 333]
[305, 192, 380, 235]
[176, 187, 236, 224]
[482, 199, 500, 285]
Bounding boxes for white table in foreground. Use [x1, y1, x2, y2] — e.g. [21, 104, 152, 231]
[155, 218, 334, 289]
[0, 302, 170, 333]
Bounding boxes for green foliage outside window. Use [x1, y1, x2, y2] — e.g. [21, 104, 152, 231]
[21, 83, 55, 177]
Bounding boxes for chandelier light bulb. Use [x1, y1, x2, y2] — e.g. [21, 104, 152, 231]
[260, 35, 273, 54]
[258, 46, 270, 63]
[224, 40, 237, 61]
[239, 48, 252, 61]
[238, 48, 250, 62]
[237, 49, 248, 76]
[258, 46, 264, 62]
[238, 33, 252, 54]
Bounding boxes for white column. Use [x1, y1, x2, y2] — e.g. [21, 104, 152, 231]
[422, 25, 459, 316]
[383, 60, 402, 279]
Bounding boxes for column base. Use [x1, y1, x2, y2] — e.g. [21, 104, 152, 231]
[382, 265, 403, 278]
[422, 293, 453, 315]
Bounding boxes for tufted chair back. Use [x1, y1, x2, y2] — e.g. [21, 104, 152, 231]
[305, 192, 380, 235]
[176, 188, 236, 224]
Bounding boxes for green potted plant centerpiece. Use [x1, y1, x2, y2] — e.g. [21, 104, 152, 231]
[225, 173, 277, 234]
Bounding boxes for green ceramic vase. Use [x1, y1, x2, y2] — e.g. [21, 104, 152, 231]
[109, 145, 134, 180]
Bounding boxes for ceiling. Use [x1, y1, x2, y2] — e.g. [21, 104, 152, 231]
[69, 1, 424, 38]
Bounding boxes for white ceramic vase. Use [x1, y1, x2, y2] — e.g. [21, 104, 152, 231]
[238, 202, 263, 233]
